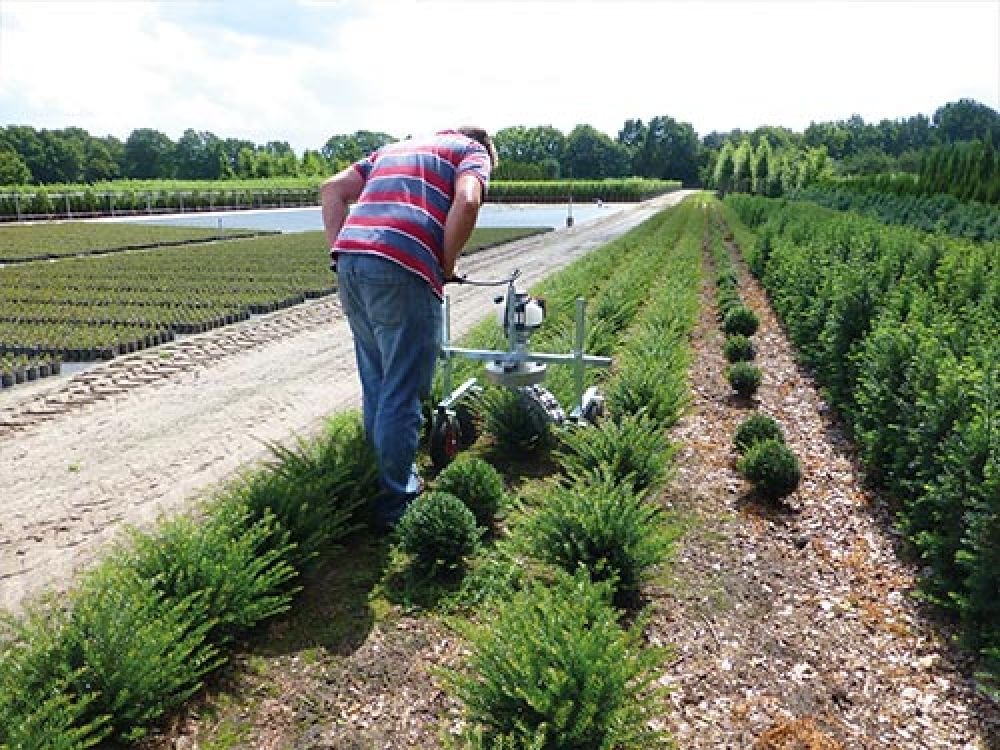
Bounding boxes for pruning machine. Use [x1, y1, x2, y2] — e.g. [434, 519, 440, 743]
[429, 269, 611, 469]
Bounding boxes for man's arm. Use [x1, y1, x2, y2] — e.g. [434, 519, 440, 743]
[441, 172, 484, 279]
[320, 167, 365, 247]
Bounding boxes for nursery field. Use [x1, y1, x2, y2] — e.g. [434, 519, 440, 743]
[2, 190, 997, 750]
[723, 194, 1000, 693]
[0, 221, 265, 262]
[0, 226, 547, 386]
[0, 192, 685, 605]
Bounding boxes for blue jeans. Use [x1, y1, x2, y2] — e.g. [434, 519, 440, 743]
[337, 253, 442, 525]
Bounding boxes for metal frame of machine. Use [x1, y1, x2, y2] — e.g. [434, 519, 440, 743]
[429, 269, 612, 468]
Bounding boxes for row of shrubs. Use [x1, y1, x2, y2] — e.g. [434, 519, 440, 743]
[704, 204, 763, 398]
[788, 184, 1000, 242]
[0, 414, 380, 747]
[0, 352, 62, 388]
[390, 197, 705, 747]
[704, 202, 803, 502]
[723, 193, 999, 692]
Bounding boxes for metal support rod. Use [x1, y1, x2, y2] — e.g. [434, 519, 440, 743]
[441, 295, 453, 397]
[441, 346, 611, 368]
[574, 297, 586, 415]
[505, 281, 517, 354]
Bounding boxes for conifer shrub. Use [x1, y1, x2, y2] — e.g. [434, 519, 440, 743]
[123, 496, 299, 644]
[556, 413, 672, 495]
[737, 438, 802, 500]
[605, 350, 689, 428]
[236, 412, 376, 571]
[448, 571, 667, 749]
[434, 456, 506, 526]
[591, 281, 641, 337]
[716, 291, 742, 320]
[396, 491, 481, 572]
[524, 477, 668, 602]
[716, 268, 739, 289]
[733, 412, 785, 454]
[723, 305, 760, 336]
[481, 386, 555, 455]
[726, 362, 762, 397]
[0, 609, 110, 749]
[724, 334, 755, 362]
[59, 564, 222, 743]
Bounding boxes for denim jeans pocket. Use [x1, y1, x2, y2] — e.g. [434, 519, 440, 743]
[366, 278, 406, 327]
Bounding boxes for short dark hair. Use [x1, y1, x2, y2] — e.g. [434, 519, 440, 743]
[457, 126, 498, 168]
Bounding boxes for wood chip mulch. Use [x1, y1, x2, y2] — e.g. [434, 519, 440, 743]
[646, 235, 1000, 749]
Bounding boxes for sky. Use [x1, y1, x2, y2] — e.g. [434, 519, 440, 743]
[0, 0, 997, 153]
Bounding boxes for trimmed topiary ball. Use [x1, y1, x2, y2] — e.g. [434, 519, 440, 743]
[726, 362, 762, 397]
[723, 334, 755, 363]
[435, 457, 505, 526]
[737, 438, 801, 500]
[715, 268, 739, 289]
[733, 412, 785, 454]
[396, 491, 481, 571]
[723, 305, 760, 336]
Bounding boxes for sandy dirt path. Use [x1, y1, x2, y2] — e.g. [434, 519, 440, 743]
[0, 191, 692, 612]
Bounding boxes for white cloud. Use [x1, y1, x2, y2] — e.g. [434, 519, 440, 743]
[0, 0, 996, 152]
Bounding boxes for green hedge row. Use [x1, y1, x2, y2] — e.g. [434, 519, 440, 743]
[438, 197, 703, 748]
[788, 184, 1000, 242]
[723, 194, 1000, 692]
[487, 178, 680, 203]
[0, 179, 679, 220]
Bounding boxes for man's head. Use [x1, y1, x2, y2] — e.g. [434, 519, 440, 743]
[457, 126, 498, 168]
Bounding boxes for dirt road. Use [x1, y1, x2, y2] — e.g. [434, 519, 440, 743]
[0, 191, 692, 612]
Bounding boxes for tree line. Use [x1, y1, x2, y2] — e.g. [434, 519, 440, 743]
[0, 98, 996, 193]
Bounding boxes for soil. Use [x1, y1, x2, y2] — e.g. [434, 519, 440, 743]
[0, 191, 689, 613]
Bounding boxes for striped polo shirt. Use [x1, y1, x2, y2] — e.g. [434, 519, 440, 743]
[332, 130, 492, 298]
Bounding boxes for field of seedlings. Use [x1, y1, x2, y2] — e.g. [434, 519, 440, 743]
[0, 226, 546, 383]
[0, 222, 265, 262]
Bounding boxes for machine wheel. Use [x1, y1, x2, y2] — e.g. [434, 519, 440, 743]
[517, 385, 566, 433]
[454, 400, 480, 448]
[429, 410, 461, 470]
[581, 391, 606, 424]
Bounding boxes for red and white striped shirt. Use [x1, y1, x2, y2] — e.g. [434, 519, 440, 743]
[332, 130, 491, 298]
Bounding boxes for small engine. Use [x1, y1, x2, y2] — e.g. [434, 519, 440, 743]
[495, 288, 546, 337]
[486, 286, 547, 386]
